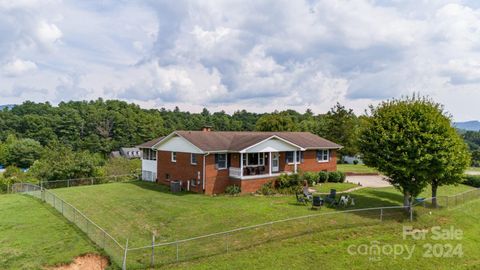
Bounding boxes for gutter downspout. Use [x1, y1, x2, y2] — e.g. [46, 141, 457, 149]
[203, 152, 210, 192]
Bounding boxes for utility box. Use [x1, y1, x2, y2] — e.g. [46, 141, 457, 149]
[170, 180, 181, 193]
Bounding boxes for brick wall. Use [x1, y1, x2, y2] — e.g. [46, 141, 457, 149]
[281, 150, 337, 173]
[156, 151, 203, 193]
[204, 154, 230, 195]
[156, 149, 337, 195]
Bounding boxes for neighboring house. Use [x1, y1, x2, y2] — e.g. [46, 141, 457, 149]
[138, 128, 342, 194]
[110, 148, 142, 159]
[343, 155, 363, 164]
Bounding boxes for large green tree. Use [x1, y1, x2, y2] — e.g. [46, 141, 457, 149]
[359, 96, 469, 208]
[322, 103, 359, 157]
[0, 135, 43, 168]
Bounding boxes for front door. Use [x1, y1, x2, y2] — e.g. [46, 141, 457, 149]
[271, 152, 279, 172]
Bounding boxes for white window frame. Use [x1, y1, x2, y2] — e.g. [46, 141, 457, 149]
[286, 151, 302, 164]
[243, 153, 265, 166]
[215, 153, 227, 170]
[316, 149, 330, 163]
[191, 153, 197, 165]
[171, 152, 177, 162]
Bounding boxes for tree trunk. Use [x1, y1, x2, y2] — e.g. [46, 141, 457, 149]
[432, 183, 438, 208]
[403, 191, 411, 211]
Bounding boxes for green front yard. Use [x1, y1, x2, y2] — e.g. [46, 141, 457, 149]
[311, 182, 359, 193]
[171, 198, 480, 270]
[337, 164, 379, 174]
[0, 194, 98, 269]
[51, 181, 474, 249]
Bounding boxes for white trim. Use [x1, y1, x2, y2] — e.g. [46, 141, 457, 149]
[215, 153, 228, 170]
[316, 149, 330, 163]
[152, 132, 204, 154]
[240, 135, 305, 153]
[171, 152, 177, 162]
[190, 153, 197, 165]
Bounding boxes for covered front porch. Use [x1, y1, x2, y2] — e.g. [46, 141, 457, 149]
[228, 136, 303, 180]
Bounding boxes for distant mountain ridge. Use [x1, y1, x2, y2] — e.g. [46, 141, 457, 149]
[454, 121, 480, 131]
[0, 104, 15, 110]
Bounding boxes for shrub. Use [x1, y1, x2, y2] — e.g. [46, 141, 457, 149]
[338, 171, 346, 183]
[257, 181, 275, 195]
[353, 160, 359, 165]
[277, 173, 302, 189]
[328, 171, 341, 183]
[303, 171, 318, 186]
[463, 175, 480, 188]
[225, 185, 241, 195]
[318, 171, 329, 183]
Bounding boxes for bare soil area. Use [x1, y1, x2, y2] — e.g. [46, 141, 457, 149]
[46, 254, 109, 270]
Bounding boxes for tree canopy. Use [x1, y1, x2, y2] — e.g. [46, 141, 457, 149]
[359, 96, 470, 207]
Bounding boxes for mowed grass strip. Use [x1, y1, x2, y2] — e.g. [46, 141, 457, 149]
[51, 181, 474, 248]
[337, 164, 379, 174]
[0, 194, 98, 270]
[169, 198, 480, 270]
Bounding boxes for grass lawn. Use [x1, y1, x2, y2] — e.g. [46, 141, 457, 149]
[311, 182, 359, 193]
[0, 194, 98, 270]
[170, 198, 480, 270]
[337, 164, 379, 174]
[51, 181, 474, 250]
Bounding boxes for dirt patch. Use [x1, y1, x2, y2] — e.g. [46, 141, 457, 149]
[46, 254, 109, 270]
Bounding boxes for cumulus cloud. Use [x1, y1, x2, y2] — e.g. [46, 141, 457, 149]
[1, 0, 480, 120]
[2, 58, 37, 76]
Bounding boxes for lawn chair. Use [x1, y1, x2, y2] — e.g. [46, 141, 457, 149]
[338, 195, 349, 207]
[325, 189, 337, 206]
[311, 195, 323, 210]
[296, 192, 307, 205]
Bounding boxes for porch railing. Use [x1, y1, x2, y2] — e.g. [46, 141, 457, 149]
[229, 167, 242, 178]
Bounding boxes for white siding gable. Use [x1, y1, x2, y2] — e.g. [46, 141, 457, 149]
[243, 138, 299, 153]
[155, 135, 204, 154]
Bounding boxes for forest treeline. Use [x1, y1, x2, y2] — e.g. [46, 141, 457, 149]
[0, 99, 360, 158]
[1, 98, 479, 173]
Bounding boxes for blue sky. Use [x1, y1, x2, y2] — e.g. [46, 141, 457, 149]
[1, 0, 480, 121]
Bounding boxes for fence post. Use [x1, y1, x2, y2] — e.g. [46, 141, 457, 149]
[53, 195, 56, 209]
[225, 233, 229, 253]
[380, 208, 383, 221]
[150, 234, 155, 267]
[61, 200, 64, 215]
[122, 239, 129, 270]
[67, 179, 70, 188]
[176, 241, 179, 262]
[103, 231, 106, 249]
[91, 178, 94, 186]
[409, 205, 413, 222]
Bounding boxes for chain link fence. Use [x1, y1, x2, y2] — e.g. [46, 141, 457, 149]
[40, 174, 138, 189]
[12, 183, 126, 267]
[12, 182, 479, 269]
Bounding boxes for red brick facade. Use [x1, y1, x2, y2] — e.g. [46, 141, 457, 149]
[156, 150, 337, 195]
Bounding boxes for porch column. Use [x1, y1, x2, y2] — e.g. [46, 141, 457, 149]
[240, 153, 243, 178]
[293, 151, 298, 173]
[268, 152, 272, 176]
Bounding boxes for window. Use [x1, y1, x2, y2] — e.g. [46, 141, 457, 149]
[165, 173, 170, 180]
[242, 153, 265, 166]
[171, 152, 177, 162]
[215, 153, 227, 169]
[285, 151, 303, 164]
[191, 153, 197, 165]
[142, 149, 157, 161]
[316, 149, 329, 162]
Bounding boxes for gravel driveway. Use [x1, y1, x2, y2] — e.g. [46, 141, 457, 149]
[345, 175, 391, 188]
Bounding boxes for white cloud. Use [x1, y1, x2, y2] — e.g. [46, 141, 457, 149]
[2, 58, 37, 76]
[2, 0, 480, 121]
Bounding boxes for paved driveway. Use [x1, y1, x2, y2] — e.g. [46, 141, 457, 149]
[345, 175, 391, 188]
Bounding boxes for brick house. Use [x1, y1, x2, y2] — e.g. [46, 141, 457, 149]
[138, 128, 342, 195]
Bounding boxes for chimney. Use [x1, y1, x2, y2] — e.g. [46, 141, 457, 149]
[202, 125, 213, 132]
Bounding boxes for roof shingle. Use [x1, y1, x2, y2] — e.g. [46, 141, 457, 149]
[145, 131, 341, 152]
